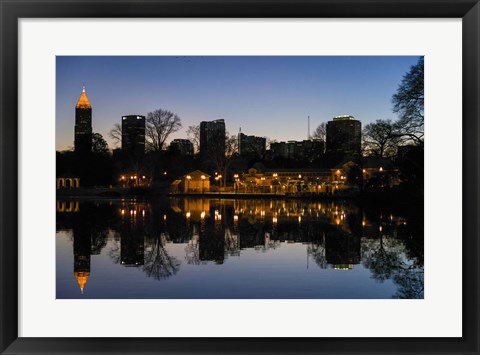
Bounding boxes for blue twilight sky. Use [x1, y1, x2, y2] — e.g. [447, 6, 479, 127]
[56, 56, 421, 151]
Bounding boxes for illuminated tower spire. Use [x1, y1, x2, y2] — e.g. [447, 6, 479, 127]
[74, 85, 92, 153]
[76, 85, 91, 109]
[74, 271, 90, 294]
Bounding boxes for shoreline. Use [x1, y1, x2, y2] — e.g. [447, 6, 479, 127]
[56, 188, 423, 206]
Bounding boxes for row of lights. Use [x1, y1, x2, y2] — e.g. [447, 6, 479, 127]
[120, 208, 406, 232]
[120, 175, 146, 180]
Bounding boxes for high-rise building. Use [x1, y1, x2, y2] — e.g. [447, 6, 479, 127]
[238, 132, 266, 157]
[122, 115, 145, 158]
[326, 115, 361, 166]
[170, 139, 194, 155]
[200, 119, 226, 158]
[270, 139, 324, 161]
[74, 86, 92, 154]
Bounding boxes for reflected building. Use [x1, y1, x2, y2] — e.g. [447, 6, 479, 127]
[56, 200, 80, 213]
[119, 203, 146, 266]
[237, 218, 267, 249]
[325, 229, 361, 269]
[199, 207, 225, 263]
[73, 224, 92, 294]
[74, 86, 92, 154]
[61, 202, 113, 294]
[121, 235, 144, 266]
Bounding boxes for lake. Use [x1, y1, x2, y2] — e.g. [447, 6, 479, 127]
[56, 197, 423, 299]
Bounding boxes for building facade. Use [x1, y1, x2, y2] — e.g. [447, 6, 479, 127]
[170, 139, 194, 155]
[270, 139, 324, 161]
[200, 119, 226, 158]
[234, 165, 342, 195]
[74, 86, 92, 154]
[171, 170, 211, 193]
[326, 115, 361, 166]
[122, 115, 146, 158]
[238, 132, 266, 157]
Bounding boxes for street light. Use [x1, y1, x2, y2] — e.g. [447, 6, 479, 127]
[186, 175, 191, 193]
[201, 175, 206, 194]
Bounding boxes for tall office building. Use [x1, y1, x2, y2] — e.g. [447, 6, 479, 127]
[170, 139, 194, 155]
[238, 132, 266, 157]
[326, 115, 361, 166]
[74, 86, 92, 154]
[270, 139, 324, 161]
[122, 115, 146, 158]
[200, 119, 226, 158]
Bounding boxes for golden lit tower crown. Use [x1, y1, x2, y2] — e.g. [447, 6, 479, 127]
[75, 85, 92, 109]
[74, 85, 93, 154]
[74, 271, 90, 294]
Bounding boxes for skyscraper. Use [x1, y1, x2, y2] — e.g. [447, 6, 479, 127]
[74, 86, 92, 154]
[326, 115, 362, 166]
[170, 139, 194, 155]
[200, 119, 226, 158]
[269, 139, 324, 161]
[238, 132, 266, 157]
[122, 115, 146, 158]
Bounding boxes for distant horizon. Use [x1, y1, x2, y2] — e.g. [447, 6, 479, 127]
[56, 56, 421, 151]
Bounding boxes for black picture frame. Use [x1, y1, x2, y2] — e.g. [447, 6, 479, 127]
[1, 1, 478, 354]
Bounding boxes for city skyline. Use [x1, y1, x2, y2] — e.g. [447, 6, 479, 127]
[56, 56, 421, 151]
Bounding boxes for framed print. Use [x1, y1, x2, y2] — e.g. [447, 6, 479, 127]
[1, 0, 479, 354]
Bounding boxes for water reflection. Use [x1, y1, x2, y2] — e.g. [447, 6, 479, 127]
[56, 197, 423, 299]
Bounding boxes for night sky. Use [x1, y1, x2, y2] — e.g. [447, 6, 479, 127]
[56, 56, 421, 151]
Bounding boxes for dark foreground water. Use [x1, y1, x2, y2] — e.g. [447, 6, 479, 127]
[56, 197, 424, 299]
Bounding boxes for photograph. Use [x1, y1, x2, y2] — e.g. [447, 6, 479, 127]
[55, 55, 424, 299]
[3, 0, 478, 352]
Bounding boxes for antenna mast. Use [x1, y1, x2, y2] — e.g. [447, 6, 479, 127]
[308, 116, 310, 140]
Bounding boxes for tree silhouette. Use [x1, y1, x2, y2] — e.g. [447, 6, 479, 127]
[146, 109, 182, 152]
[307, 235, 328, 269]
[362, 119, 399, 158]
[392, 57, 424, 145]
[311, 122, 326, 142]
[186, 125, 200, 154]
[143, 234, 181, 280]
[108, 123, 122, 148]
[362, 234, 424, 298]
[92, 133, 110, 155]
[209, 132, 238, 187]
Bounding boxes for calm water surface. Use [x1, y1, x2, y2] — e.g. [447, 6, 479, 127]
[56, 197, 424, 299]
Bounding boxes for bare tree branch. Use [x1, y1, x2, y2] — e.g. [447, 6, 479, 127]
[108, 123, 122, 148]
[186, 125, 200, 154]
[311, 122, 326, 142]
[209, 132, 238, 187]
[362, 119, 399, 158]
[145, 109, 182, 152]
[392, 57, 424, 145]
